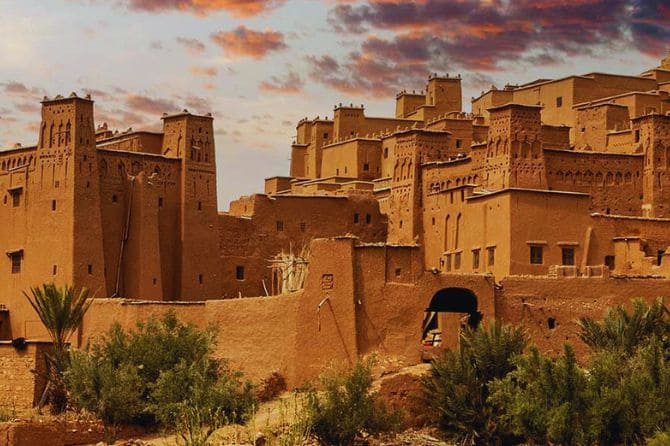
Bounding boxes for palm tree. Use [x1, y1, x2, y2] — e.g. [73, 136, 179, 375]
[577, 298, 669, 355]
[24, 283, 94, 413]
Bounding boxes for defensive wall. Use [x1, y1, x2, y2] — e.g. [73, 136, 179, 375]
[3, 237, 670, 409]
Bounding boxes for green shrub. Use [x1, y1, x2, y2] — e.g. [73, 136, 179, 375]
[490, 344, 590, 445]
[65, 349, 144, 443]
[577, 298, 669, 356]
[423, 322, 526, 445]
[151, 358, 255, 445]
[306, 360, 399, 445]
[588, 336, 670, 444]
[64, 311, 256, 442]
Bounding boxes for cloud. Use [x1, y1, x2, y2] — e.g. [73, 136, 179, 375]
[1, 81, 45, 97]
[13, 101, 41, 114]
[150, 40, 165, 50]
[210, 26, 287, 59]
[326, 0, 670, 72]
[259, 70, 303, 94]
[191, 66, 218, 77]
[176, 36, 206, 54]
[119, 0, 286, 17]
[309, 0, 670, 98]
[306, 47, 438, 98]
[82, 88, 113, 101]
[125, 94, 179, 115]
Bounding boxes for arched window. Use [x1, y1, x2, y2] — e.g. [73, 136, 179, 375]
[444, 215, 450, 251]
[455, 213, 462, 249]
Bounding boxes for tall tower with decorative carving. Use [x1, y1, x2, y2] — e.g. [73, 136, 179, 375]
[34, 94, 106, 292]
[637, 114, 670, 218]
[483, 103, 547, 190]
[387, 129, 451, 245]
[161, 111, 222, 300]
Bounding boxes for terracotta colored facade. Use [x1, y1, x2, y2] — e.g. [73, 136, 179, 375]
[3, 51, 670, 408]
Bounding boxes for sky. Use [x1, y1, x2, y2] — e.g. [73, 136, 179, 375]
[0, 0, 668, 209]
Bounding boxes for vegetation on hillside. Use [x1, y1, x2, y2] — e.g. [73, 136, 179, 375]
[424, 298, 670, 445]
[63, 311, 255, 444]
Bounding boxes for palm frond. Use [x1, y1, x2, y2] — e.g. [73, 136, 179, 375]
[23, 283, 94, 350]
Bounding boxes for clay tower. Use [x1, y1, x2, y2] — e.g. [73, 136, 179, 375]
[484, 103, 547, 190]
[161, 111, 222, 300]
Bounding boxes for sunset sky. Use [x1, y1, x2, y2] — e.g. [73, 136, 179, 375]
[1, 0, 668, 209]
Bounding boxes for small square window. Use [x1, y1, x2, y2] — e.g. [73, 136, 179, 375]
[236, 266, 245, 281]
[276, 220, 284, 232]
[605, 255, 615, 270]
[112, 194, 118, 203]
[353, 213, 360, 224]
[487, 247, 495, 266]
[561, 247, 575, 266]
[323, 132, 329, 139]
[530, 246, 543, 264]
[363, 163, 369, 171]
[454, 253, 461, 270]
[456, 139, 462, 149]
[556, 96, 563, 107]
[472, 249, 480, 270]
[395, 267, 401, 277]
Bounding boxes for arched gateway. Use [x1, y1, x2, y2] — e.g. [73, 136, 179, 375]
[422, 287, 482, 356]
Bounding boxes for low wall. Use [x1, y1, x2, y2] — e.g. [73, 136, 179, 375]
[497, 275, 670, 359]
[8, 238, 670, 411]
[0, 420, 146, 446]
[0, 342, 47, 409]
[81, 295, 300, 384]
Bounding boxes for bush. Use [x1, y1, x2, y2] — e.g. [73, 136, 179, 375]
[587, 336, 670, 444]
[64, 311, 256, 442]
[423, 322, 527, 445]
[65, 350, 144, 443]
[490, 344, 591, 445]
[306, 360, 400, 445]
[151, 358, 255, 445]
[577, 298, 669, 356]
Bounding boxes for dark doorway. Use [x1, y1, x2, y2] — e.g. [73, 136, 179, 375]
[422, 288, 481, 359]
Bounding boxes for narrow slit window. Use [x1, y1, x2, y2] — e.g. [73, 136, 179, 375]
[9, 252, 22, 274]
[487, 247, 495, 266]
